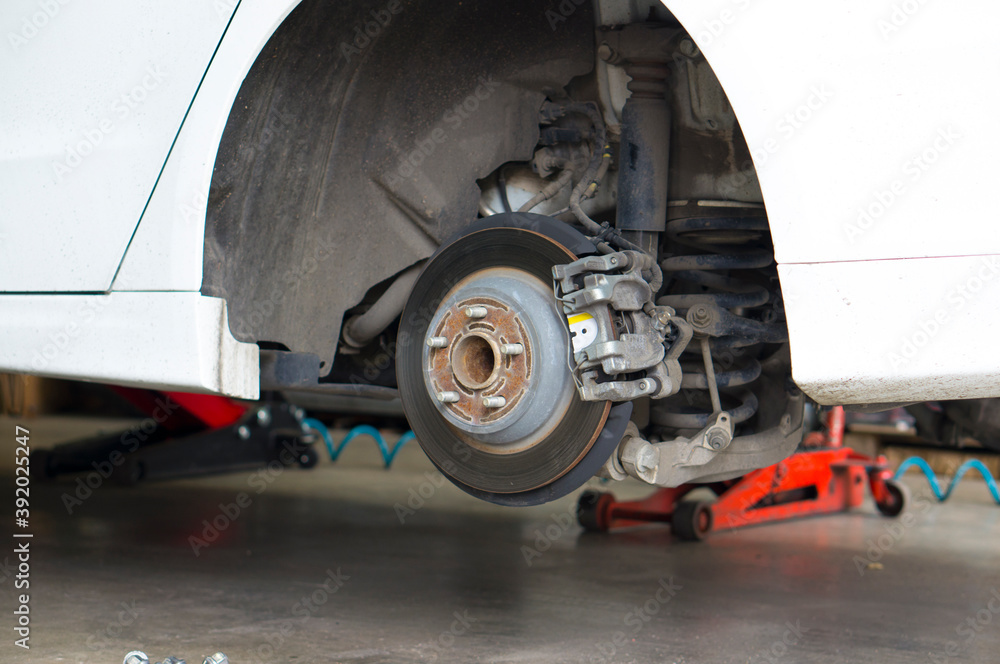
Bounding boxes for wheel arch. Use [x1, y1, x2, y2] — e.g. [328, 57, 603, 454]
[197, 0, 598, 372]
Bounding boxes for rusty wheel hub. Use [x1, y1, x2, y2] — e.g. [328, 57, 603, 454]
[427, 296, 531, 426]
[421, 266, 575, 452]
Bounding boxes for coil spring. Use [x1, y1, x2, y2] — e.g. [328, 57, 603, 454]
[302, 419, 415, 469]
[894, 456, 1000, 504]
[652, 211, 786, 432]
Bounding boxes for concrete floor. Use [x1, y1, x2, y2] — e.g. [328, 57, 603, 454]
[2, 415, 999, 663]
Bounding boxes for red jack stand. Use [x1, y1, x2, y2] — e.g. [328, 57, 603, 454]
[577, 407, 907, 540]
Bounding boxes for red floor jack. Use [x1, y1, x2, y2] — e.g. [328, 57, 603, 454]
[576, 407, 907, 540]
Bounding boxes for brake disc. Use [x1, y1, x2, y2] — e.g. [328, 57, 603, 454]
[396, 213, 629, 504]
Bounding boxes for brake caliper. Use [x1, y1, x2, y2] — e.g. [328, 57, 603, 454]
[553, 250, 692, 402]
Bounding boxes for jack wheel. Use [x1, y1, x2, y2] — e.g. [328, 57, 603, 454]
[296, 445, 319, 469]
[577, 490, 614, 532]
[875, 478, 908, 517]
[672, 500, 713, 541]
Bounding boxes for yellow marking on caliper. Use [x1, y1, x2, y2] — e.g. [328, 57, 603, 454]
[567, 312, 598, 353]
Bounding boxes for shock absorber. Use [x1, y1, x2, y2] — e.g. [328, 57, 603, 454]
[597, 24, 674, 255]
[615, 60, 670, 255]
[652, 202, 787, 435]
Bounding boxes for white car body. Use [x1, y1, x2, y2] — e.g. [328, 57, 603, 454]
[1, 0, 997, 405]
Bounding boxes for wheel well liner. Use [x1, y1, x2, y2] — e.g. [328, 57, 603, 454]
[202, 0, 595, 371]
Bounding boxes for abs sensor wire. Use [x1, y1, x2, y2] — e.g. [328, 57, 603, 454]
[894, 456, 1000, 504]
[302, 418, 415, 469]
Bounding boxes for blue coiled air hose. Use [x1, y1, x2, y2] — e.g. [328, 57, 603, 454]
[302, 418, 415, 469]
[893, 456, 1000, 504]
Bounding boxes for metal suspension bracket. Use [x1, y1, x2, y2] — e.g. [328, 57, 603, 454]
[553, 249, 692, 402]
[601, 327, 742, 488]
[617, 412, 734, 486]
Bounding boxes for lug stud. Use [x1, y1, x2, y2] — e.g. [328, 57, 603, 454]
[500, 343, 523, 356]
[427, 336, 448, 348]
[437, 391, 460, 403]
[482, 396, 506, 408]
[465, 306, 488, 319]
